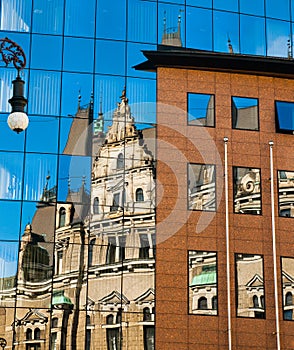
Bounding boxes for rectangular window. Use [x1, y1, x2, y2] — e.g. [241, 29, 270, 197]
[188, 163, 216, 211]
[106, 237, 116, 264]
[139, 234, 150, 259]
[187, 93, 215, 127]
[278, 170, 294, 217]
[232, 96, 259, 131]
[233, 166, 261, 214]
[281, 257, 294, 320]
[188, 251, 217, 315]
[276, 101, 294, 134]
[235, 254, 265, 318]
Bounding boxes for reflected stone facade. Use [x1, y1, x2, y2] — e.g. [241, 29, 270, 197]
[0, 92, 155, 350]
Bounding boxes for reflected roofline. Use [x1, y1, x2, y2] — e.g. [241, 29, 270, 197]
[134, 45, 294, 79]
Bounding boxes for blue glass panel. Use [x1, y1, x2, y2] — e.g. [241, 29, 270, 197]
[126, 78, 156, 124]
[96, 0, 126, 40]
[159, 0, 184, 4]
[57, 155, 91, 203]
[265, 0, 290, 20]
[63, 37, 94, 73]
[240, 15, 266, 55]
[30, 34, 63, 70]
[94, 75, 125, 121]
[29, 70, 61, 116]
[0, 241, 19, 281]
[213, 0, 238, 12]
[186, 0, 212, 8]
[0, 0, 32, 32]
[0, 151, 24, 200]
[127, 43, 156, 78]
[158, 4, 185, 46]
[95, 40, 126, 75]
[0, 68, 28, 113]
[23, 153, 57, 202]
[61, 73, 93, 118]
[213, 11, 239, 53]
[0, 114, 25, 152]
[267, 19, 290, 57]
[25, 116, 59, 154]
[32, 0, 64, 35]
[64, 0, 95, 37]
[0, 201, 21, 240]
[239, 0, 264, 16]
[276, 101, 294, 133]
[187, 7, 212, 50]
[128, 0, 157, 43]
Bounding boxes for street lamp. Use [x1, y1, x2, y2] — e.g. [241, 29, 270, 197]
[0, 37, 28, 133]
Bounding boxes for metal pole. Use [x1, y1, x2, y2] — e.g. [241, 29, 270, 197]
[224, 137, 232, 350]
[269, 141, 281, 350]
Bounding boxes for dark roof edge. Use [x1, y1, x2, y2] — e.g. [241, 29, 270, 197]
[134, 47, 294, 79]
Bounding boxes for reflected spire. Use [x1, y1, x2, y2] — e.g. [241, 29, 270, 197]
[78, 90, 82, 109]
[228, 36, 234, 54]
[163, 11, 167, 35]
[288, 39, 292, 59]
[161, 10, 182, 47]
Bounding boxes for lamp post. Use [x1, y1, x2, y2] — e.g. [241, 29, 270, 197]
[0, 37, 29, 133]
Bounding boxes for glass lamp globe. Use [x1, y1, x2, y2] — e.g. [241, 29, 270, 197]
[7, 111, 29, 133]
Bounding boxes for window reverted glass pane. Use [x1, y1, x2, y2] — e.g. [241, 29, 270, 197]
[213, 0, 238, 12]
[233, 167, 261, 215]
[64, 0, 95, 37]
[0, 242, 18, 292]
[30, 34, 63, 70]
[63, 37, 94, 73]
[240, 15, 266, 55]
[23, 153, 57, 202]
[188, 93, 214, 127]
[236, 254, 265, 318]
[189, 251, 217, 315]
[188, 164, 216, 211]
[265, 0, 290, 20]
[281, 257, 294, 320]
[158, 4, 185, 46]
[29, 70, 61, 115]
[128, 0, 157, 43]
[95, 40, 126, 75]
[0, 151, 24, 200]
[0, 0, 32, 32]
[275, 101, 294, 133]
[232, 96, 259, 130]
[32, 0, 64, 34]
[0, 200, 21, 240]
[266, 19, 290, 58]
[96, 0, 126, 40]
[240, 0, 264, 16]
[186, 0, 212, 8]
[187, 7, 212, 50]
[0, 114, 25, 152]
[213, 11, 239, 53]
[278, 171, 294, 217]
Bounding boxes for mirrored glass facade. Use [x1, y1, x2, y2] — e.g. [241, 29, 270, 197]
[278, 170, 294, 217]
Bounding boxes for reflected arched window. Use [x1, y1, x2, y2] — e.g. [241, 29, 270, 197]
[253, 295, 259, 308]
[89, 239, 95, 266]
[86, 315, 91, 326]
[212, 296, 217, 310]
[286, 292, 293, 306]
[117, 153, 124, 169]
[136, 188, 144, 202]
[51, 317, 58, 328]
[143, 307, 151, 321]
[34, 328, 41, 340]
[198, 297, 208, 310]
[106, 314, 114, 325]
[26, 329, 32, 340]
[59, 207, 66, 227]
[260, 295, 265, 309]
[93, 197, 99, 214]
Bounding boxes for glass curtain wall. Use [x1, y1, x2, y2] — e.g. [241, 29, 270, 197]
[1, 0, 294, 349]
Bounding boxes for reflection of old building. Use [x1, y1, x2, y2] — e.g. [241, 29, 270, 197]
[0, 91, 155, 349]
[278, 171, 294, 217]
[189, 251, 217, 315]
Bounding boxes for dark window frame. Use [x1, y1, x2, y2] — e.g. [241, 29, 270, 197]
[275, 100, 294, 134]
[231, 95, 259, 131]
